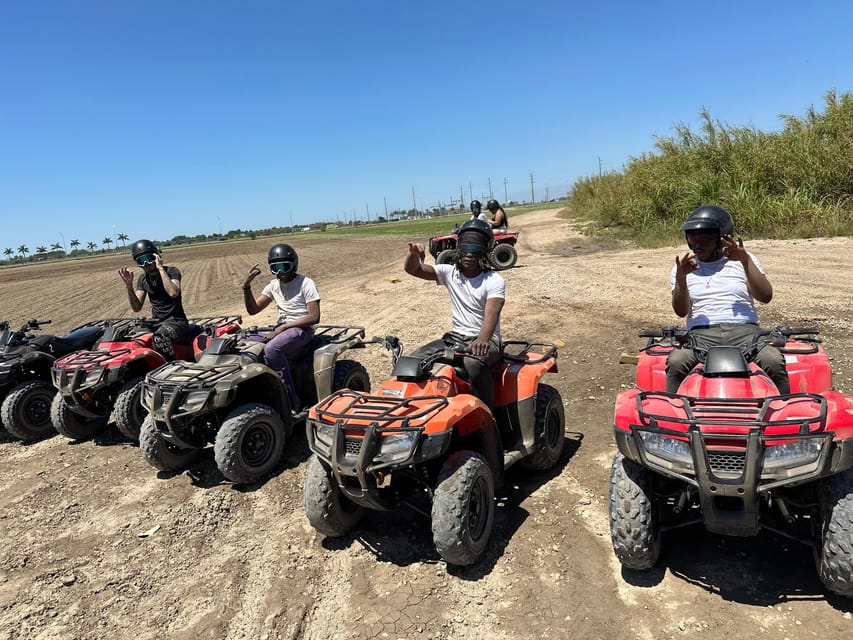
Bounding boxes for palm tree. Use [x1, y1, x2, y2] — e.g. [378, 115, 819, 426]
[17, 245, 29, 258]
[70, 239, 80, 252]
[103, 237, 113, 251]
[3, 248, 12, 259]
[50, 242, 62, 252]
[86, 241, 97, 252]
[36, 246, 48, 257]
[117, 233, 129, 247]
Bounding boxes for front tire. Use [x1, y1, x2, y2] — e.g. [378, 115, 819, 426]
[332, 360, 370, 393]
[113, 377, 146, 442]
[431, 451, 495, 566]
[436, 249, 457, 265]
[304, 455, 365, 537]
[609, 453, 661, 570]
[0, 380, 57, 441]
[214, 403, 286, 484]
[51, 394, 109, 441]
[139, 415, 200, 472]
[489, 244, 517, 270]
[818, 468, 853, 597]
[520, 383, 565, 471]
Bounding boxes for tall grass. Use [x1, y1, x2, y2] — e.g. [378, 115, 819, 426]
[567, 89, 853, 244]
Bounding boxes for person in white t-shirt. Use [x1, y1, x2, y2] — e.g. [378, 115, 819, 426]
[469, 200, 489, 224]
[242, 243, 320, 399]
[404, 218, 505, 408]
[667, 205, 789, 394]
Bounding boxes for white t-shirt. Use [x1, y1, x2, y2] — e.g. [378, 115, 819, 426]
[670, 253, 764, 329]
[261, 274, 320, 324]
[434, 264, 505, 341]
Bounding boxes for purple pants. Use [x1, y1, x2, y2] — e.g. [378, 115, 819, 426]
[264, 326, 314, 373]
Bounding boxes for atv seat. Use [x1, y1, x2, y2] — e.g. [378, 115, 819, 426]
[702, 346, 750, 377]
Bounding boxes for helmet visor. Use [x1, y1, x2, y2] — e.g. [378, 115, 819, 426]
[270, 260, 295, 275]
[135, 252, 156, 266]
[458, 243, 485, 255]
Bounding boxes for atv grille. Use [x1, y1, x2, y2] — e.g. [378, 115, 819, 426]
[708, 450, 745, 474]
[344, 438, 362, 456]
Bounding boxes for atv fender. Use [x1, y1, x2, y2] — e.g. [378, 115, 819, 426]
[215, 363, 292, 436]
[313, 339, 363, 401]
[127, 348, 168, 371]
[3, 350, 55, 379]
[493, 356, 557, 407]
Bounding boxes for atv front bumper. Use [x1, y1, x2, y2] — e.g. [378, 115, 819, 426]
[52, 365, 124, 418]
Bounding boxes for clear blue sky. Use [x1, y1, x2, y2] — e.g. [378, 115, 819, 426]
[1, 1, 851, 252]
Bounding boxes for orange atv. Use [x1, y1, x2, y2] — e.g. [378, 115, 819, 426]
[304, 333, 565, 565]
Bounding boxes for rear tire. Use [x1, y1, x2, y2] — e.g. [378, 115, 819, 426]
[0, 380, 57, 441]
[436, 249, 457, 265]
[609, 452, 660, 569]
[489, 244, 517, 270]
[214, 403, 286, 484]
[304, 455, 364, 537]
[113, 377, 145, 442]
[819, 468, 853, 597]
[51, 394, 109, 441]
[139, 415, 200, 472]
[432, 451, 495, 566]
[520, 384, 565, 471]
[332, 360, 370, 393]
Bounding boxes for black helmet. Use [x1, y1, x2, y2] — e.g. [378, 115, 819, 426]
[470, 200, 482, 214]
[456, 218, 494, 250]
[486, 199, 500, 212]
[131, 239, 159, 266]
[267, 243, 298, 276]
[680, 205, 734, 237]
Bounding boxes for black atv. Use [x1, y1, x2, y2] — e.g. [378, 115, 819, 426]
[0, 319, 112, 441]
[139, 324, 371, 484]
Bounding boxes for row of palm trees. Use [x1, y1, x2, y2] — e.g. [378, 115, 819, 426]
[3, 233, 130, 260]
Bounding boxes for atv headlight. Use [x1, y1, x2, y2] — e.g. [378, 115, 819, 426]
[638, 431, 691, 463]
[313, 422, 335, 449]
[181, 389, 212, 412]
[377, 432, 418, 463]
[763, 439, 823, 468]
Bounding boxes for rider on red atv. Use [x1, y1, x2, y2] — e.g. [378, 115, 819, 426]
[668, 205, 789, 394]
[118, 239, 188, 361]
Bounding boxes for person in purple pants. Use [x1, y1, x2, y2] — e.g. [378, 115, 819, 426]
[242, 243, 320, 408]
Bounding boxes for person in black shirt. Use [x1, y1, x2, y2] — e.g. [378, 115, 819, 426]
[118, 239, 188, 360]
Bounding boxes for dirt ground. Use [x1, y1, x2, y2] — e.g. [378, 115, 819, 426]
[2, 208, 853, 639]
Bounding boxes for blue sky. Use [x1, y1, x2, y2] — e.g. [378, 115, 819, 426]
[1, 1, 851, 252]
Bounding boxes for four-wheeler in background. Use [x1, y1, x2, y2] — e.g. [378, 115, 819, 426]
[428, 227, 519, 270]
[304, 333, 565, 566]
[50, 316, 242, 442]
[139, 324, 371, 484]
[609, 324, 853, 597]
[0, 318, 113, 441]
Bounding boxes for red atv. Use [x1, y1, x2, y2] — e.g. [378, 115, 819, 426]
[428, 227, 519, 270]
[610, 325, 853, 597]
[50, 316, 241, 442]
[304, 334, 565, 566]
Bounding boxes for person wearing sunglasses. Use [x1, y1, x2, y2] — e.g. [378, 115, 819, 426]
[118, 239, 188, 359]
[404, 218, 505, 409]
[242, 243, 320, 404]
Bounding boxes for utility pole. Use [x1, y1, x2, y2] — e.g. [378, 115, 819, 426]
[412, 187, 417, 214]
[530, 173, 535, 204]
[503, 177, 508, 204]
[366, 203, 370, 221]
[598, 157, 602, 177]
[468, 181, 473, 202]
[488, 177, 492, 199]
[545, 186, 549, 202]
[384, 197, 388, 218]
[460, 185, 465, 208]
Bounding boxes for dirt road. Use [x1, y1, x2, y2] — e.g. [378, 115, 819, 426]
[1, 209, 853, 639]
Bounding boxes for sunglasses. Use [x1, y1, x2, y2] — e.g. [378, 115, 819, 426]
[458, 243, 485, 255]
[270, 261, 295, 275]
[135, 253, 156, 266]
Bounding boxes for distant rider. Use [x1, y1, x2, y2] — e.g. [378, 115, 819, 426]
[667, 205, 789, 394]
[118, 239, 188, 360]
[486, 199, 508, 232]
[469, 200, 489, 223]
[404, 218, 505, 408]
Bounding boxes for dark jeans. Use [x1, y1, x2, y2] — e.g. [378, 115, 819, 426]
[153, 318, 189, 361]
[412, 332, 502, 408]
[666, 323, 790, 394]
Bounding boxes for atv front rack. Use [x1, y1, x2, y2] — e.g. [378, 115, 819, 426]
[146, 360, 244, 388]
[313, 389, 449, 429]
